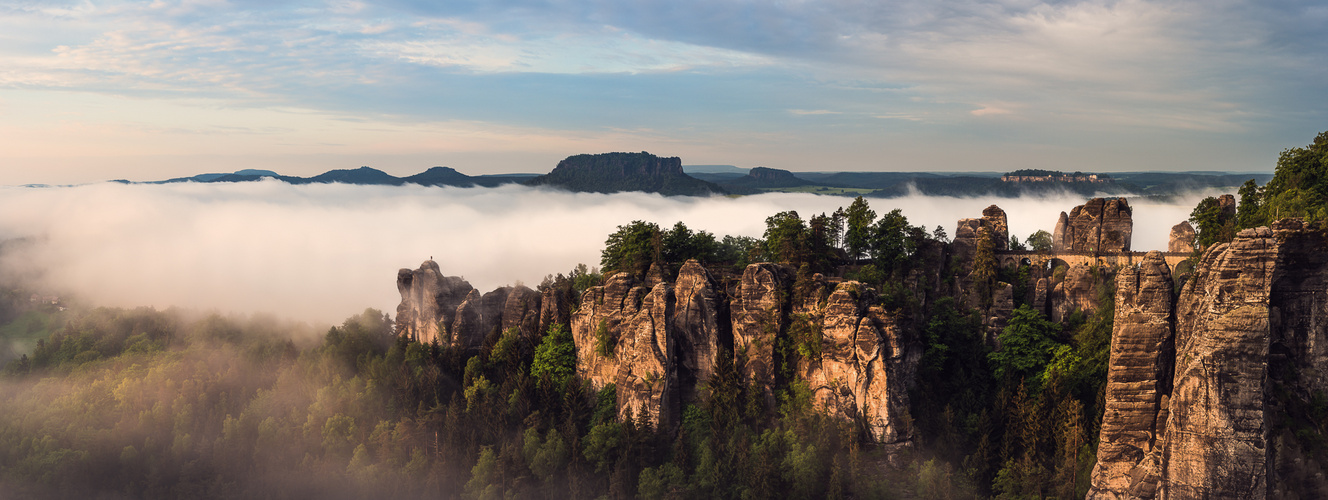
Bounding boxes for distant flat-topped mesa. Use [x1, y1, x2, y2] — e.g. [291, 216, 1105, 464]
[1053, 197, 1133, 253]
[524, 152, 726, 196]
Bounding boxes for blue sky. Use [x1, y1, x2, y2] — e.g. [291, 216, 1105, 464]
[1, 0, 1325, 184]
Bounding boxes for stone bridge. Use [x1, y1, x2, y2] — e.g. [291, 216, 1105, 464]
[996, 250, 1192, 272]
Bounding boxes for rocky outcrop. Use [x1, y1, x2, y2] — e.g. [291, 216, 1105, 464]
[1032, 278, 1050, 317]
[480, 288, 511, 341]
[395, 260, 475, 344]
[451, 290, 486, 351]
[672, 260, 725, 403]
[1052, 198, 1133, 253]
[1088, 221, 1328, 499]
[1051, 264, 1105, 323]
[571, 273, 639, 389]
[1162, 228, 1276, 499]
[1087, 252, 1176, 499]
[569, 273, 677, 429]
[538, 286, 572, 336]
[799, 282, 916, 443]
[731, 263, 792, 408]
[985, 281, 1015, 344]
[1167, 222, 1195, 253]
[952, 205, 1009, 264]
[982, 205, 1010, 251]
[502, 286, 542, 338]
[613, 283, 677, 429]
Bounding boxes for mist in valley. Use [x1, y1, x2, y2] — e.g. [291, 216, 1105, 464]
[0, 180, 1219, 324]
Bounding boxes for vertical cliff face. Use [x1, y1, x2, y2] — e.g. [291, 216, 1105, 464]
[731, 263, 792, 409]
[799, 282, 916, 443]
[1088, 251, 1175, 499]
[1090, 222, 1328, 499]
[1266, 219, 1328, 497]
[1164, 228, 1276, 499]
[451, 290, 486, 352]
[613, 283, 677, 429]
[982, 205, 1010, 251]
[569, 273, 677, 429]
[571, 272, 639, 389]
[1053, 198, 1133, 253]
[952, 205, 1009, 265]
[503, 285, 542, 338]
[672, 260, 725, 403]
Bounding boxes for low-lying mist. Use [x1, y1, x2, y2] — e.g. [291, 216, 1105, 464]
[0, 180, 1220, 323]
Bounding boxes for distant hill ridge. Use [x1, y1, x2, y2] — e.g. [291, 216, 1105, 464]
[130, 159, 1272, 199]
[155, 166, 536, 188]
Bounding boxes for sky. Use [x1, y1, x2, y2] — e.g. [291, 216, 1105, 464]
[1, 0, 1325, 185]
[0, 181, 1216, 323]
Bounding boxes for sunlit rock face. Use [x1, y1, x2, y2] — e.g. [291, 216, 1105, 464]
[672, 260, 725, 404]
[951, 205, 1009, 265]
[570, 272, 639, 390]
[1087, 251, 1175, 499]
[569, 272, 676, 429]
[613, 282, 677, 429]
[798, 282, 917, 443]
[1163, 227, 1276, 499]
[1167, 222, 1196, 253]
[1088, 221, 1328, 499]
[395, 260, 474, 345]
[730, 263, 792, 409]
[1053, 198, 1133, 253]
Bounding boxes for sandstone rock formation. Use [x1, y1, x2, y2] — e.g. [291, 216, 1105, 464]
[1266, 219, 1328, 496]
[1088, 221, 1328, 499]
[985, 281, 1015, 344]
[395, 260, 475, 344]
[479, 287, 511, 341]
[1167, 222, 1195, 253]
[569, 273, 677, 428]
[672, 260, 725, 403]
[1052, 198, 1133, 253]
[571, 273, 640, 389]
[1051, 264, 1104, 323]
[1162, 228, 1276, 499]
[1087, 251, 1175, 499]
[799, 282, 916, 443]
[731, 263, 792, 408]
[450, 290, 486, 352]
[613, 283, 677, 428]
[982, 205, 1010, 251]
[396, 257, 929, 440]
[502, 285, 542, 338]
[952, 205, 1009, 264]
[538, 286, 572, 336]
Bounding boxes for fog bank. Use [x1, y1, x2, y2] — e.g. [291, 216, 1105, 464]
[0, 181, 1218, 323]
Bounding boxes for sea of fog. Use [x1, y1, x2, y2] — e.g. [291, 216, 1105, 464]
[0, 180, 1222, 324]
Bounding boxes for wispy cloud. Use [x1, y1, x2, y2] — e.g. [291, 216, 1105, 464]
[0, 0, 1322, 182]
